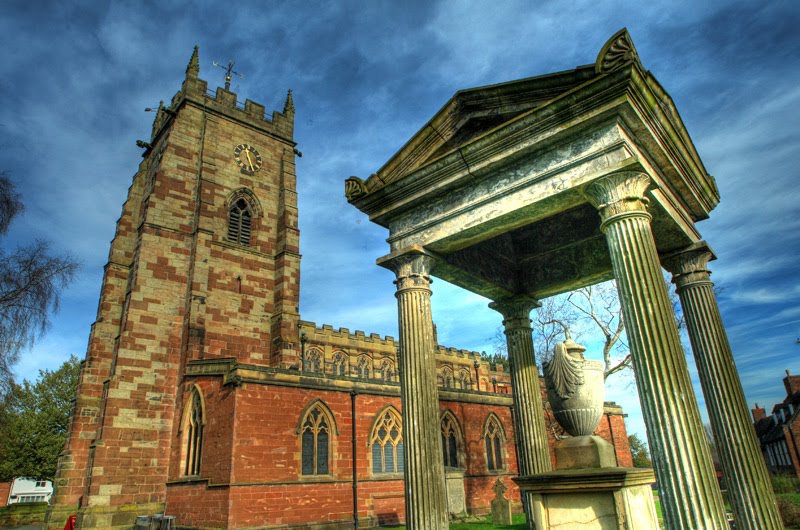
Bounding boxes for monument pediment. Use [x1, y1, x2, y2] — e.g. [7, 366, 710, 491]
[348, 29, 720, 301]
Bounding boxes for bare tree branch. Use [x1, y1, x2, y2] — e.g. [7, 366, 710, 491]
[0, 175, 80, 394]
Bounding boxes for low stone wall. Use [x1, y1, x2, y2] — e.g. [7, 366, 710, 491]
[0, 502, 48, 527]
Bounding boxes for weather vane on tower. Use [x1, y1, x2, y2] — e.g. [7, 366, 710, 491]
[212, 59, 244, 91]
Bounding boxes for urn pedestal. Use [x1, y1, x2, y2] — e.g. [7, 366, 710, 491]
[514, 338, 659, 529]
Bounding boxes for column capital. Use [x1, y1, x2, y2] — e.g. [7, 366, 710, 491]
[584, 171, 652, 228]
[378, 246, 436, 292]
[662, 241, 716, 291]
[489, 295, 541, 329]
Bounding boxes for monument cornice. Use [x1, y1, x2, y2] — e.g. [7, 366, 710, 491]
[349, 61, 717, 233]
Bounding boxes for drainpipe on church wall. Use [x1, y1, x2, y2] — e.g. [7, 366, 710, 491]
[351, 390, 359, 530]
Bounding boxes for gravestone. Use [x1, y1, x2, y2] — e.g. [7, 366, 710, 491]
[491, 479, 513, 526]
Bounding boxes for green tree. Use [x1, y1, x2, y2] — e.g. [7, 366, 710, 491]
[0, 173, 79, 394]
[0, 355, 81, 481]
[628, 433, 652, 468]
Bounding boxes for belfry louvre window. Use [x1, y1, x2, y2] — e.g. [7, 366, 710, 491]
[484, 414, 505, 471]
[227, 198, 253, 245]
[183, 389, 204, 476]
[300, 403, 331, 475]
[371, 408, 404, 474]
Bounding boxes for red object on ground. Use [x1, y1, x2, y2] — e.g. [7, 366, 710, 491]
[63, 514, 76, 530]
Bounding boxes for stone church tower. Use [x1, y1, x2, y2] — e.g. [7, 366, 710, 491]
[48, 48, 300, 528]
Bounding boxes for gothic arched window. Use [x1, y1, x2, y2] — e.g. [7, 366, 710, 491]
[380, 358, 396, 382]
[370, 407, 404, 475]
[182, 388, 205, 476]
[357, 355, 371, 379]
[227, 198, 253, 245]
[299, 401, 335, 475]
[441, 410, 464, 469]
[332, 351, 348, 376]
[458, 369, 471, 390]
[304, 347, 322, 373]
[483, 413, 506, 472]
[441, 367, 453, 389]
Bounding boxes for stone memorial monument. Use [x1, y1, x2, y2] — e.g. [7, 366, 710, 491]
[347, 28, 782, 530]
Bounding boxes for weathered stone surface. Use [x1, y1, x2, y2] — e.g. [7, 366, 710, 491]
[491, 479, 513, 526]
[516, 467, 658, 530]
[544, 338, 604, 437]
[586, 171, 727, 529]
[379, 248, 449, 530]
[554, 435, 616, 470]
[664, 242, 784, 530]
[445, 470, 467, 517]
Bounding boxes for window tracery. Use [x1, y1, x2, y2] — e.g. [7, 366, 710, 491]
[357, 355, 371, 379]
[440, 411, 463, 469]
[483, 413, 506, 472]
[370, 407, 404, 474]
[379, 358, 396, 382]
[332, 351, 348, 376]
[227, 198, 253, 245]
[304, 347, 323, 373]
[299, 401, 334, 475]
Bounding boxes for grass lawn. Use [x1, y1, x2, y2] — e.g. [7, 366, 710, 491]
[450, 513, 526, 530]
[384, 513, 526, 530]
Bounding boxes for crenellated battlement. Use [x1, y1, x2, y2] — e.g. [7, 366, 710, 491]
[299, 320, 397, 347]
[150, 46, 295, 145]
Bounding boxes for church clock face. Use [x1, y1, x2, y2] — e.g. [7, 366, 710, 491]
[234, 144, 262, 173]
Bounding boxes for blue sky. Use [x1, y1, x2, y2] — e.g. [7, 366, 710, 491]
[1, 0, 798, 442]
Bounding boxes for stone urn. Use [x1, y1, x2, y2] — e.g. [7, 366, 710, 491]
[543, 337, 604, 437]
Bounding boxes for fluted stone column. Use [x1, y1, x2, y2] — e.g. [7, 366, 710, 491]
[585, 172, 728, 530]
[490, 297, 552, 529]
[381, 250, 448, 530]
[490, 297, 552, 475]
[664, 243, 784, 530]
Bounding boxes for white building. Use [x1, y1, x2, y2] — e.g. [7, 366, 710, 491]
[7, 478, 53, 504]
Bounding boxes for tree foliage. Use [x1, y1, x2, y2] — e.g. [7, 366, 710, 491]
[493, 277, 684, 381]
[628, 433, 652, 468]
[0, 173, 79, 393]
[0, 355, 81, 481]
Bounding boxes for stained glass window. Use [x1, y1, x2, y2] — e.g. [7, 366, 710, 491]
[484, 414, 505, 471]
[370, 409, 404, 474]
[301, 404, 331, 475]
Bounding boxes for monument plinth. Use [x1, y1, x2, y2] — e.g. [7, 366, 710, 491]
[514, 337, 659, 529]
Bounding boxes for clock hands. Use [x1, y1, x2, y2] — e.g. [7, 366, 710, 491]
[244, 149, 255, 171]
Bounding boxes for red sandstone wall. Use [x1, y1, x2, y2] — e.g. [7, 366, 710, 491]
[0, 482, 10, 507]
[165, 383, 523, 528]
